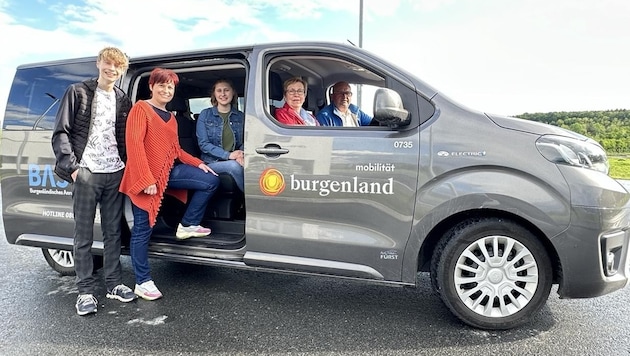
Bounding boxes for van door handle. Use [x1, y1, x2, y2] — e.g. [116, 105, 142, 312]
[255, 144, 289, 157]
[255, 147, 289, 155]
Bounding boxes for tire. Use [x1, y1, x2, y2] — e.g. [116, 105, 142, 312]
[42, 248, 75, 276]
[431, 217, 552, 330]
[41, 249, 104, 276]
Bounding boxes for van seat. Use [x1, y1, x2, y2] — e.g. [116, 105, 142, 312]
[166, 97, 201, 157]
[207, 174, 244, 220]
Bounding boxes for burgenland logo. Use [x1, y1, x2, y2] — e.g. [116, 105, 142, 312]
[259, 168, 286, 196]
[259, 167, 394, 197]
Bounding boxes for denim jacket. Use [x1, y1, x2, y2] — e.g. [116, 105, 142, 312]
[196, 106, 244, 163]
[316, 103, 372, 127]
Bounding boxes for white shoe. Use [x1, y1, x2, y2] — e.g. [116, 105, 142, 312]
[134, 280, 163, 301]
[176, 223, 211, 239]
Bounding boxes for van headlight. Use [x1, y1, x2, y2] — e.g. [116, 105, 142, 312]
[536, 135, 609, 174]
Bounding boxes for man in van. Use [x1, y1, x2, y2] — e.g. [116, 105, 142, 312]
[316, 81, 372, 126]
[51, 47, 136, 315]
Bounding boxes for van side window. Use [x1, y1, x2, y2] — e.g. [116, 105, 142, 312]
[3, 62, 95, 130]
[266, 55, 423, 128]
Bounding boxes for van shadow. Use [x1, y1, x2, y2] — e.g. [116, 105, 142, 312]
[138, 260, 557, 354]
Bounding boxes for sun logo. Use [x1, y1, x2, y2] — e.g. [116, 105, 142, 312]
[259, 168, 286, 196]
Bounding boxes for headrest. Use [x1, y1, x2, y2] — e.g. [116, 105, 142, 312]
[166, 96, 188, 112]
[268, 72, 284, 101]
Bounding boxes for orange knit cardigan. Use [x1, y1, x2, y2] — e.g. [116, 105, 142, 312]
[119, 100, 203, 227]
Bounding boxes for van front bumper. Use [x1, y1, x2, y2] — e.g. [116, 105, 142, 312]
[555, 205, 630, 299]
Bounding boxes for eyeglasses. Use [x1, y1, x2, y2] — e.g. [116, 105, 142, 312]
[333, 91, 353, 96]
[286, 89, 306, 96]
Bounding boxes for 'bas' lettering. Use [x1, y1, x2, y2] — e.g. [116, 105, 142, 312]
[28, 164, 68, 188]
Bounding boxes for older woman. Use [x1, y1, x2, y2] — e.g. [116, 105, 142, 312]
[120, 67, 220, 301]
[274, 77, 318, 126]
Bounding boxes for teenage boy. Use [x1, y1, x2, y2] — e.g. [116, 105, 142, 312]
[52, 47, 136, 315]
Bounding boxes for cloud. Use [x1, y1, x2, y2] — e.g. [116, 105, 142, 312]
[0, 0, 299, 118]
[0, 0, 629, 121]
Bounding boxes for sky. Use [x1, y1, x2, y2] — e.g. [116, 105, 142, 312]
[0, 0, 629, 118]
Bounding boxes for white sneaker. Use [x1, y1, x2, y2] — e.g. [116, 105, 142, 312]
[176, 223, 211, 239]
[134, 280, 163, 301]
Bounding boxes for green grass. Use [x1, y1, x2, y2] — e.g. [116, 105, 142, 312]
[608, 156, 630, 179]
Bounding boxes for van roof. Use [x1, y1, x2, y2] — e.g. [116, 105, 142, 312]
[16, 41, 369, 69]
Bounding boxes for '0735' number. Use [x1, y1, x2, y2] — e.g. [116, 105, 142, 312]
[393, 141, 413, 149]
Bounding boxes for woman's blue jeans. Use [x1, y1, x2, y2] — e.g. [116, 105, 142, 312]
[130, 164, 219, 284]
[168, 164, 220, 226]
[208, 160, 244, 192]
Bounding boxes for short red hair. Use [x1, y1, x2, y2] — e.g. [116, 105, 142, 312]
[148, 67, 179, 86]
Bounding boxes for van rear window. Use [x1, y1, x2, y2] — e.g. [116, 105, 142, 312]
[3, 61, 95, 130]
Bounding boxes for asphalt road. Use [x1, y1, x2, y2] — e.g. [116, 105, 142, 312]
[2, 185, 630, 355]
[1, 228, 630, 355]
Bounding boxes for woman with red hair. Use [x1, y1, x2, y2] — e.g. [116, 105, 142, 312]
[120, 67, 220, 301]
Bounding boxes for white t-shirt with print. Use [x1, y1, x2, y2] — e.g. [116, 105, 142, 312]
[79, 87, 125, 173]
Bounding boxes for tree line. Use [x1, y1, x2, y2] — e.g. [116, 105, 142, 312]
[517, 109, 630, 153]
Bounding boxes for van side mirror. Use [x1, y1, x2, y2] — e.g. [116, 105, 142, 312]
[373, 88, 410, 128]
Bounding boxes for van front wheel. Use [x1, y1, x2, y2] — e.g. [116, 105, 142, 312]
[41, 249, 104, 276]
[431, 218, 552, 330]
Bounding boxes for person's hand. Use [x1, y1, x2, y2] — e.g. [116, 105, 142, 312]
[230, 150, 244, 166]
[198, 163, 218, 176]
[70, 169, 79, 182]
[229, 150, 244, 160]
[144, 184, 157, 195]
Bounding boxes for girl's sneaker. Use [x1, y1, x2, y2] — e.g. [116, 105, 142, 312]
[176, 223, 211, 239]
[134, 280, 163, 301]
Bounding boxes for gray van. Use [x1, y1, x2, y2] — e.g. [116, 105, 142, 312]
[2, 41, 629, 330]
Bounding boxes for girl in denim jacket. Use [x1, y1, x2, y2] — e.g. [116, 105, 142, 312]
[196, 79, 245, 192]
